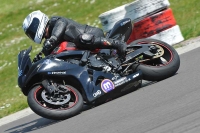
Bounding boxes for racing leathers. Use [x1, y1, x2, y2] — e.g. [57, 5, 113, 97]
[42, 16, 127, 57]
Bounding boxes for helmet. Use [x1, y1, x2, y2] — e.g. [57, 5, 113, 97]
[22, 10, 49, 44]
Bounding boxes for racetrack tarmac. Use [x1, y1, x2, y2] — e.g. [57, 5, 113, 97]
[1, 37, 200, 133]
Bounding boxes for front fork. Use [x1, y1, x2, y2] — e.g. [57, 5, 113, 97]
[41, 79, 57, 94]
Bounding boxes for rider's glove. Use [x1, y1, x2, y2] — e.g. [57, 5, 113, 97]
[42, 36, 57, 56]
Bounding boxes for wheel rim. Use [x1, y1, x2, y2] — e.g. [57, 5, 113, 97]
[34, 85, 78, 110]
[137, 41, 173, 67]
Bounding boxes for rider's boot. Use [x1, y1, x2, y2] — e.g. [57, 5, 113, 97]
[106, 38, 127, 59]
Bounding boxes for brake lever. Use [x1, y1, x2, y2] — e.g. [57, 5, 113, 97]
[32, 51, 43, 63]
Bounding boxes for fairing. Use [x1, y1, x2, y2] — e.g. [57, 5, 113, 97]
[17, 47, 142, 102]
[18, 46, 32, 88]
[106, 18, 132, 42]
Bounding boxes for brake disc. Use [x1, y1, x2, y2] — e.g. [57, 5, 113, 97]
[152, 45, 164, 58]
[41, 89, 71, 105]
[138, 44, 164, 62]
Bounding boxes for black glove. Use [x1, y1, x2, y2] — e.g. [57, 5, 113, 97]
[42, 36, 57, 56]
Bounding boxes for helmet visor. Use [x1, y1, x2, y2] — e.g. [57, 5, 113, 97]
[25, 18, 39, 41]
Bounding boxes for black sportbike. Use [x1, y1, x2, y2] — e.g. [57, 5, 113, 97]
[18, 18, 180, 120]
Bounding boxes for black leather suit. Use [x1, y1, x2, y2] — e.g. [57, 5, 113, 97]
[44, 16, 105, 55]
[43, 16, 126, 57]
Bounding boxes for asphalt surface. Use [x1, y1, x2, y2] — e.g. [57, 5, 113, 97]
[1, 38, 200, 133]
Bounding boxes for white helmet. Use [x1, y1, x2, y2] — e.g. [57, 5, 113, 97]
[22, 10, 49, 44]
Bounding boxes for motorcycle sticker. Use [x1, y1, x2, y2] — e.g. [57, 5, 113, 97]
[93, 90, 101, 97]
[120, 19, 131, 26]
[101, 79, 115, 93]
[48, 71, 67, 75]
[111, 75, 120, 81]
[114, 77, 131, 87]
[133, 73, 140, 78]
[18, 67, 23, 77]
[43, 59, 51, 65]
[114, 77, 127, 86]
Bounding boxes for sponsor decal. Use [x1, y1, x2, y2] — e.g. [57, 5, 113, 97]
[43, 59, 51, 65]
[48, 71, 66, 75]
[120, 19, 130, 26]
[111, 75, 120, 81]
[93, 90, 101, 97]
[18, 69, 23, 77]
[114, 77, 131, 87]
[133, 73, 140, 78]
[101, 79, 115, 93]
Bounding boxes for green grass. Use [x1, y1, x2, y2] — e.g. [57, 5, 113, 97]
[170, 0, 200, 40]
[0, 0, 200, 118]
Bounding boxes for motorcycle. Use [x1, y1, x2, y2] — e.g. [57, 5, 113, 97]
[18, 18, 180, 120]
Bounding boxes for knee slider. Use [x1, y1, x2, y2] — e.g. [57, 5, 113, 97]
[79, 33, 94, 45]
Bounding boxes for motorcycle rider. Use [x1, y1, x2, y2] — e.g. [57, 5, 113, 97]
[22, 10, 127, 60]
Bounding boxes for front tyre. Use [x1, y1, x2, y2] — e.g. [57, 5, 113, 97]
[28, 85, 83, 120]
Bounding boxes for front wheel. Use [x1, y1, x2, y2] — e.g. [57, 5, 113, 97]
[27, 84, 83, 120]
[131, 38, 180, 81]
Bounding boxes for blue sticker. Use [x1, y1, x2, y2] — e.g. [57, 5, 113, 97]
[43, 59, 51, 65]
[101, 79, 115, 93]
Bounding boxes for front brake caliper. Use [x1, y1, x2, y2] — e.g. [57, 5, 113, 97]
[42, 80, 57, 94]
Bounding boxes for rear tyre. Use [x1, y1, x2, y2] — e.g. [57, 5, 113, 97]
[131, 38, 180, 81]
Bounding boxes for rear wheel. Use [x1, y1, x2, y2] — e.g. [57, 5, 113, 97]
[131, 38, 180, 81]
[28, 84, 83, 120]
